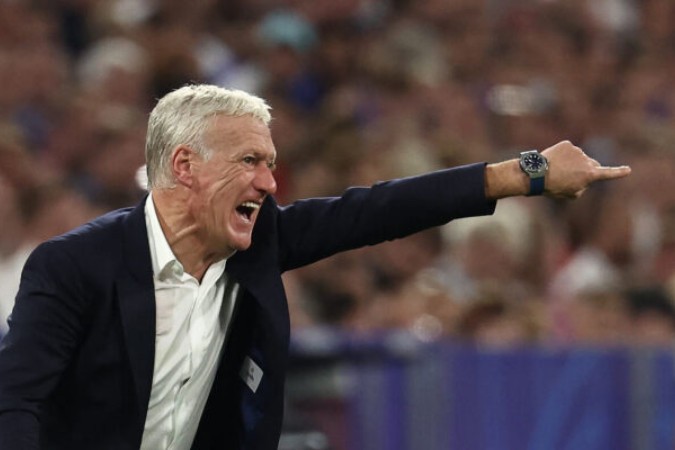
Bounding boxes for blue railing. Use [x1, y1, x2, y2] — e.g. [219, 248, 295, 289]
[287, 331, 675, 450]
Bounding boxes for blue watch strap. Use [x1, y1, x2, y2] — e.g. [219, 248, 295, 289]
[529, 176, 545, 196]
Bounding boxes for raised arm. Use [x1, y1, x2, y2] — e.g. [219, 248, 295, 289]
[276, 163, 495, 272]
[275, 141, 631, 272]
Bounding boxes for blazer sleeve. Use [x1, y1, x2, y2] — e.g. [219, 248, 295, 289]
[0, 241, 90, 449]
[276, 163, 496, 272]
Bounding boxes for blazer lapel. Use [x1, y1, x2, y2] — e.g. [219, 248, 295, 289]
[227, 248, 287, 323]
[227, 244, 290, 387]
[116, 198, 156, 419]
[193, 210, 290, 447]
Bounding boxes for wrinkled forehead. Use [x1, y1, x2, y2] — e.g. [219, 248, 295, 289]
[203, 114, 276, 155]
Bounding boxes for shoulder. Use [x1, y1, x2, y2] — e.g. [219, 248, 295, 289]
[48, 206, 134, 249]
[27, 206, 139, 276]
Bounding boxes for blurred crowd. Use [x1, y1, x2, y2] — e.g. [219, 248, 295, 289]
[1, 0, 675, 348]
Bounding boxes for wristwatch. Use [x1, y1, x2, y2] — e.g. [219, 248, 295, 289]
[519, 150, 548, 196]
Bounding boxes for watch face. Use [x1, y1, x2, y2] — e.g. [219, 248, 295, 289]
[520, 152, 548, 175]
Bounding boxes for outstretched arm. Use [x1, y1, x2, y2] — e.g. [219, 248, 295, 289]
[276, 163, 495, 272]
[275, 141, 631, 272]
[484, 140, 632, 200]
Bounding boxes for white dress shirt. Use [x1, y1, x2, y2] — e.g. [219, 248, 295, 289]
[140, 194, 238, 450]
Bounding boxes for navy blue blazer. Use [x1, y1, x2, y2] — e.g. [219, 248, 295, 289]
[0, 163, 495, 449]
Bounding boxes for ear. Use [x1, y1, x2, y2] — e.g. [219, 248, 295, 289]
[171, 145, 196, 187]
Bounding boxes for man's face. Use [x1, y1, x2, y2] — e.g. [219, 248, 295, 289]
[188, 114, 277, 254]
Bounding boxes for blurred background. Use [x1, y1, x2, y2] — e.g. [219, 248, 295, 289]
[0, 0, 674, 448]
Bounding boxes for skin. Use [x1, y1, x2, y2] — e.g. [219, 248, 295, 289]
[152, 114, 277, 281]
[153, 118, 629, 283]
[484, 140, 631, 200]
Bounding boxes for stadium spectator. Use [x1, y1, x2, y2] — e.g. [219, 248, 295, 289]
[0, 0, 672, 347]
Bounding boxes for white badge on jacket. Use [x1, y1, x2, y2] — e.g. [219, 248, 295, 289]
[240, 356, 263, 393]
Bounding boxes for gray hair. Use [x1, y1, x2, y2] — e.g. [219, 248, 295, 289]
[145, 84, 272, 189]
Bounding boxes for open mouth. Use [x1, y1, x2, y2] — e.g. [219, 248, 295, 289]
[235, 201, 261, 222]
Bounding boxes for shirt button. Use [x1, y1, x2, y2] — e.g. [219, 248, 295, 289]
[172, 264, 182, 277]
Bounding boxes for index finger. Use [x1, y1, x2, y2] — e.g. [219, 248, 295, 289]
[593, 165, 632, 181]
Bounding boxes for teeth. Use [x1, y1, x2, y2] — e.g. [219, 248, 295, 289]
[240, 201, 260, 210]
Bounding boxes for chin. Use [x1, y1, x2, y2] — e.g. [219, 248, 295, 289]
[225, 234, 253, 252]
[234, 242, 252, 252]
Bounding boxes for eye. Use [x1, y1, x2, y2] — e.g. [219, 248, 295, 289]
[267, 160, 277, 171]
[242, 156, 256, 166]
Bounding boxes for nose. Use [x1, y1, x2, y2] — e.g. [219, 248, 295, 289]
[254, 164, 277, 195]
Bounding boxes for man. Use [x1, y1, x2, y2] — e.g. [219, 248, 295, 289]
[0, 84, 631, 449]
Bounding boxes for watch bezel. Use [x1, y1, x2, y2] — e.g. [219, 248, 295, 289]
[519, 150, 548, 178]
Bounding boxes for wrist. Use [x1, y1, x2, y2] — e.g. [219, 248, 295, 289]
[485, 159, 530, 200]
[519, 150, 549, 196]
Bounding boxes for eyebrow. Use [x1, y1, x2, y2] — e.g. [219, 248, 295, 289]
[252, 150, 276, 162]
[233, 148, 275, 158]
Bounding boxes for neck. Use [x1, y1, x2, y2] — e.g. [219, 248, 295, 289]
[151, 189, 233, 281]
